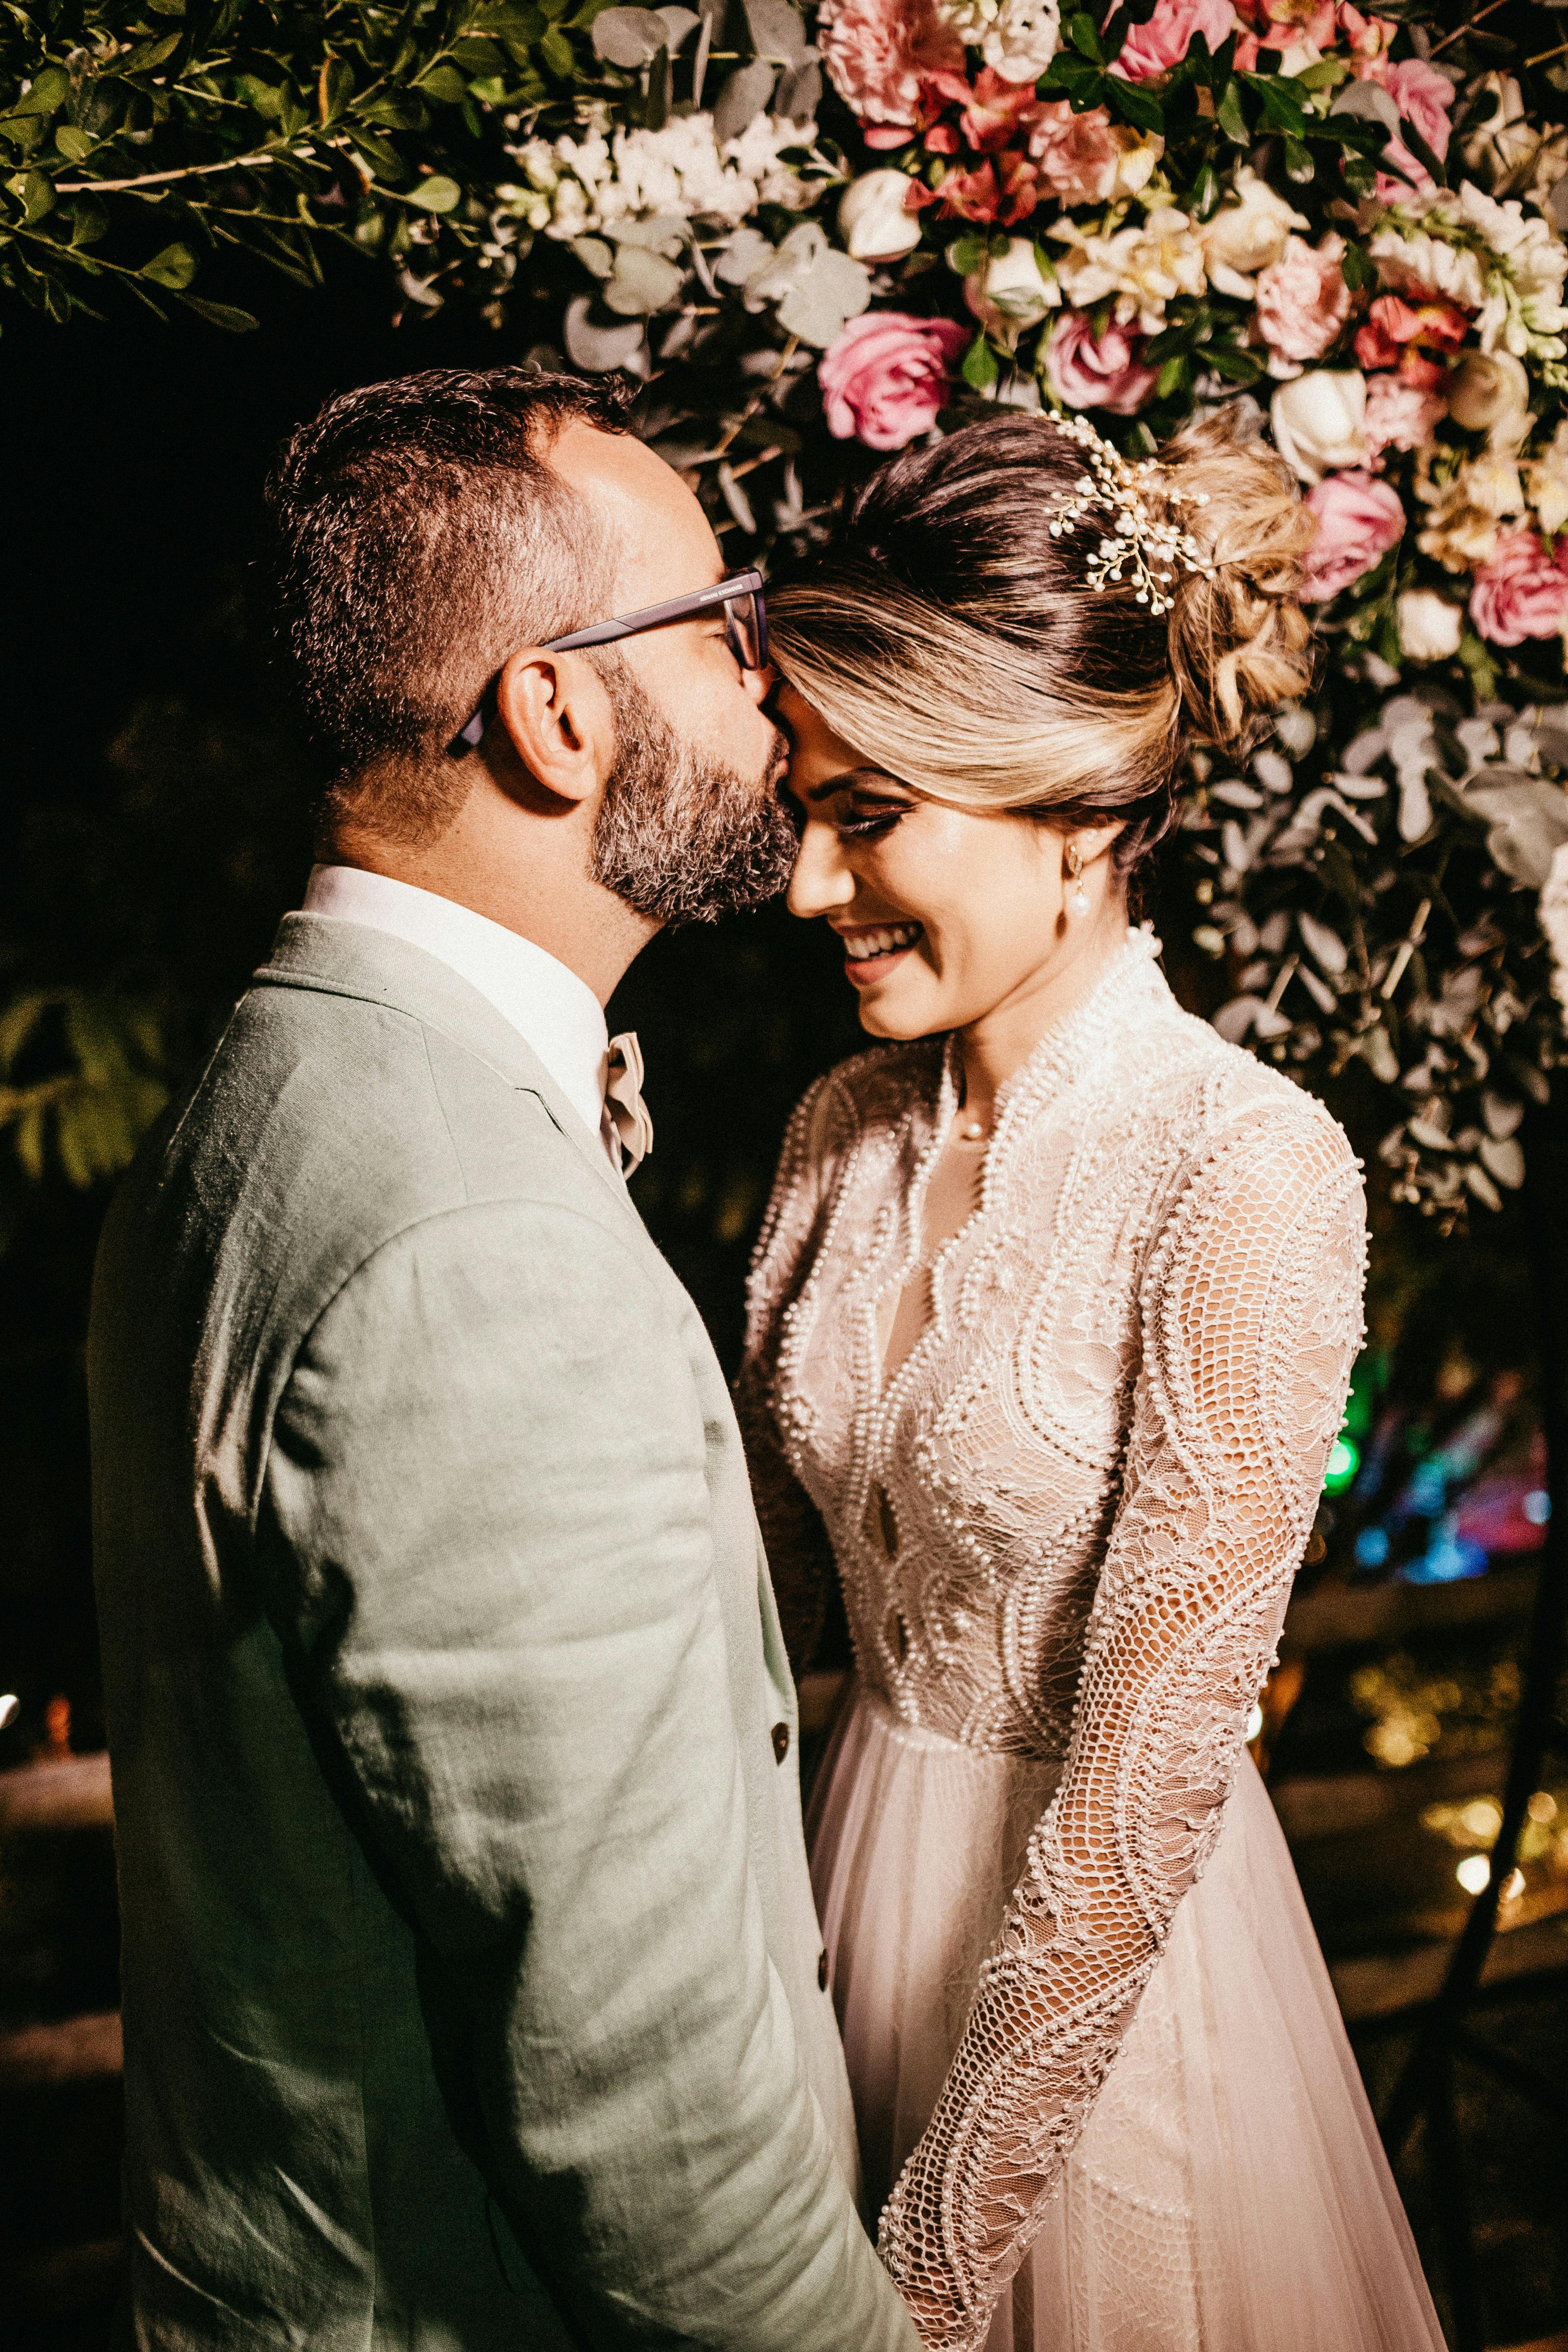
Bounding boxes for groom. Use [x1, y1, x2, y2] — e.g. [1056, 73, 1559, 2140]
[88, 368, 919, 2352]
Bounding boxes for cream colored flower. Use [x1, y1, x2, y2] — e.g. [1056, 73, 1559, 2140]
[1397, 589, 1464, 663]
[1446, 350, 1532, 448]
[1463, 73, 1568, 205]
[964, 236, 1060, 342]
[1270, 369, 1366, 484]
[839, 168, 922, 261]
[1050, 206, 1206, 335]
[1199, 166, 1309, 301]
[1415, 449, 1527, 573]
[1529, 418, 1568, 537]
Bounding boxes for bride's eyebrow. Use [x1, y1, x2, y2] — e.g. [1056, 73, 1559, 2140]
[805, 766, 904, 803]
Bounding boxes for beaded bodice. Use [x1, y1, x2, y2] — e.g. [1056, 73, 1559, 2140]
[738, 931, 1366, 2351]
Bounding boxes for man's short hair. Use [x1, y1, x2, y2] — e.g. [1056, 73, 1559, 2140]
[262, 367, 632, 844]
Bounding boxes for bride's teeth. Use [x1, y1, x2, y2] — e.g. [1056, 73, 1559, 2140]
[845, 922, 920, 960]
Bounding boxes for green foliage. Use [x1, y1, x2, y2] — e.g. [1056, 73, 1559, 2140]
[0, 0, 623, 328]
[0, 989, 168, 1189]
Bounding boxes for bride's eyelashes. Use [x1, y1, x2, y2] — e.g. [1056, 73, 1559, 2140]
[839, 802, 908, 839]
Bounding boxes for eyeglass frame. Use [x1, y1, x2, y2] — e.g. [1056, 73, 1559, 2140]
[448, 568, 768, 758]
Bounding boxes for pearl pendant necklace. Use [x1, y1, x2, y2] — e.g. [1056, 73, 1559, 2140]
[960, 1118, 987, 1142]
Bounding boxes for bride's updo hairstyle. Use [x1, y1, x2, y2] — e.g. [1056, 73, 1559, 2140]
[767, 404, 1314, 878]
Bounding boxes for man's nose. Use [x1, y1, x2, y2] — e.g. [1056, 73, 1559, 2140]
[743, 661, 777, 707]
[787, 821, 856, 919]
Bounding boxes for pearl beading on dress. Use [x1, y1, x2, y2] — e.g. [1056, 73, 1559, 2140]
[736, 931, 1368, 2352]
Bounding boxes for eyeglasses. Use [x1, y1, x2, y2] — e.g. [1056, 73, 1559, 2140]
[449, 569, 768, 757]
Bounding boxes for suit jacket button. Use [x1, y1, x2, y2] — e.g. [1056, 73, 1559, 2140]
[772, 1721, 790, 1764]
[818, 1949, 830, 1992]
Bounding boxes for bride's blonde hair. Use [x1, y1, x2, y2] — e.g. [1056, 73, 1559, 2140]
[768, 404, 1314, 875]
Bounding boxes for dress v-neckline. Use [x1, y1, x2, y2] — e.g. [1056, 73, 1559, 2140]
[867, 929, 1161, 1407]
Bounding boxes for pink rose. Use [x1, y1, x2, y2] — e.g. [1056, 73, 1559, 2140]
[1112, 0, 1238, 80]
[1364, 372, 1446, 467]
[1375, 58, 1455, 201]
[1302, 470, 1405, 601]
[818, 0, 964, 133]
[1045, 310, 1159, 416]
[1255, 235, 1352, 366]
[819, 312, 970, 450]
[1469, 528, 1568, 645]
[1029, 101, 1133, 205]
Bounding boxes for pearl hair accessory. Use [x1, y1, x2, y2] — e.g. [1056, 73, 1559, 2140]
[1044, 413, 1214, 618]
[1065, 840, 1090, 917]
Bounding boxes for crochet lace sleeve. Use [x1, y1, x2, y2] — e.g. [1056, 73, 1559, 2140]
[735, 1075, 844, 1675]
[876, 1107, 1367, 2351]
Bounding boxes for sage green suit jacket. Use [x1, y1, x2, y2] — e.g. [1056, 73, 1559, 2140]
[89, 912, 919, 2352]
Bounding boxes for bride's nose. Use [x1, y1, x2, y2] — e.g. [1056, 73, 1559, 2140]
[786, 817, 857, 921]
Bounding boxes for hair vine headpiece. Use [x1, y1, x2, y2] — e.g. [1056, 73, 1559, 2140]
[1044, 413, 1215, 618]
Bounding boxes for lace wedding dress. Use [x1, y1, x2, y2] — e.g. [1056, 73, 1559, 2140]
[738, 931, 1445, 2352]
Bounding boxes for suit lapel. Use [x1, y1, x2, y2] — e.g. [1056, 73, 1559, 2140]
[253, 912, 637, 1221]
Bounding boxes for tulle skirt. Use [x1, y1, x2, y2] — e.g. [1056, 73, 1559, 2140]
[808, 1684, 1446, 2352]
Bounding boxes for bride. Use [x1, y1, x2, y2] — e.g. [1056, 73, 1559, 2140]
[737, 407, 1446, 2352]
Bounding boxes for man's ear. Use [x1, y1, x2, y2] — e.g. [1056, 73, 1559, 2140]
[490, 646, 616, 805]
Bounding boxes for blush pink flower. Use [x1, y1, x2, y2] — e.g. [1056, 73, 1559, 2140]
[1255, 234, 1352, 366]
[1375, 58, 1456, 201]
[1301, 469, 1406, 600]
[1234, 0, 1336, 44]
[1340, 3, 1397, 67]
[1027, 99, 1153, 205]
[1363, 372, 1446, 467]
[817, 0, 965, 134]
[819, 312, 970, 449]
[1045, 310, 1159, 415]
[1112, 0, 1238, 80]
[1469, 528, 1568, 645]
[960, 67, 1042, 153]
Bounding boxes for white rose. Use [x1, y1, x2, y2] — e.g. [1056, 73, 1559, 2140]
[940, 0, 1060, 82]
[965, 237, 1060, 341]
[1270, 369, 1367, 484]
[1446, 349, 1531, 446]
[1200, 166, 1308, 300]
[1397, 590, 1464, 663]
[838, 169, 922, 263]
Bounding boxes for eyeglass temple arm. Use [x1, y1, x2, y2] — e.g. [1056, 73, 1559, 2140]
[452, 571, 764, 752]
[542, 572, 763, 654]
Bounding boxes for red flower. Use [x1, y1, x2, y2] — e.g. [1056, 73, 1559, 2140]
[915, 149, 1040, 226]
[1354, 292, 1469, 380]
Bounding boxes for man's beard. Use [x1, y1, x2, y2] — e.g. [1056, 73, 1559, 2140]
[588, 655, 798, 925]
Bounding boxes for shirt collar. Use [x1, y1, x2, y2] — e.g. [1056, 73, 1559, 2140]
[301, 865, 614, 1162]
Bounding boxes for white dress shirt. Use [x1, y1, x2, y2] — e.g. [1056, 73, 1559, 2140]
[300, 864, 621, 1170]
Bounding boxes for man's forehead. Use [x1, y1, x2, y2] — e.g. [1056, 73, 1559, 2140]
[548, 420, 724, 604]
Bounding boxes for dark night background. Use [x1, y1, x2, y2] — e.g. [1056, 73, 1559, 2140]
[0, 245, 1565, 2348]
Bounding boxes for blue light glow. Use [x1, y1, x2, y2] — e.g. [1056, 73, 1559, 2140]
[1524, 1490, 1552, 1526]
[1354, 1527, 1390, 1570]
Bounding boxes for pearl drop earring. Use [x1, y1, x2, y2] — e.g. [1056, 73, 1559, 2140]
[1065, 842, 1090, 918]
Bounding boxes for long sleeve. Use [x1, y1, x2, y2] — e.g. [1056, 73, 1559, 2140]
[260, 1195, 920, 2352]
[737, 1075, 843, 1676]
[875, 1109, 1367, 2351]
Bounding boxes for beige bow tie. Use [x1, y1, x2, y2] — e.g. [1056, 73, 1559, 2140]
[605, 1031, 655, 1174]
